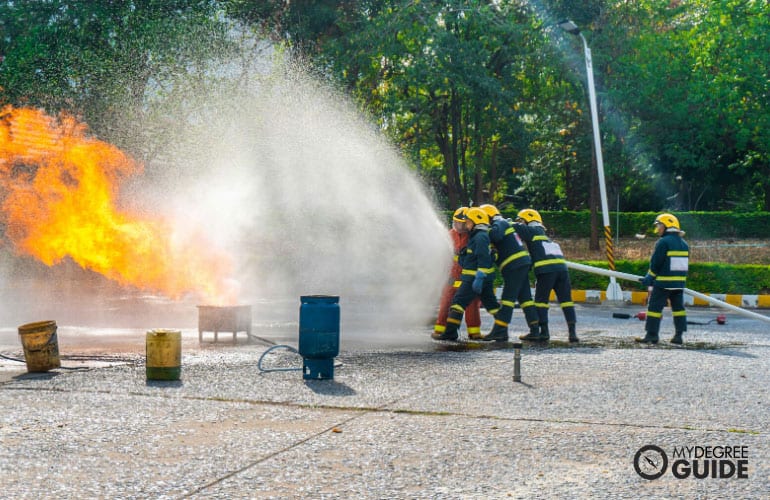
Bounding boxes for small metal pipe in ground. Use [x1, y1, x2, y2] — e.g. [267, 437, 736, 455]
[512, 342, 522, 382]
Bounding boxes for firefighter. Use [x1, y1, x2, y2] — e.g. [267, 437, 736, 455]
[635, 213, 689, 345]
[514, 209, 578, 343]
[433, 207, 483, 340]
[432, 207, 500, 341]
[478, 204, 539, 342]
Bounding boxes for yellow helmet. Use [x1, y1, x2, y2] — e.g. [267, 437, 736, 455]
[479, 204, 500, 219]
[654, 213, 680, 230]
[465, 207, 490, 226]
[452, 206, 469, 222]
[516, 208, 542, 224]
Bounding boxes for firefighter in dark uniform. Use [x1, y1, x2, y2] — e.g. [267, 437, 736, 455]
[636, 213, 689, 345]
[479, 204, 539, 342]
[432, 207, 500, 341]
[514, 209, 578, 343]
[433, 207, 482, 339]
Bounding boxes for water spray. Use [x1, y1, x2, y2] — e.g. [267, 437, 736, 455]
[567, 261, 770, 325]
[0, 51, 452, 335]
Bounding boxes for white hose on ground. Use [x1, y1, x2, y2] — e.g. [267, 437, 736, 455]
[566, 260, 770, 324]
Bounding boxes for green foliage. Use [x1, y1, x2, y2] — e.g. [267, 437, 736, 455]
[599, 0, 770, 211]
[443, 209, 770, 239]
[0, 0, 234, 160]
[304, 1, 562, 208]
[1, 0, 769, 215]
[223, 0, 355, 56]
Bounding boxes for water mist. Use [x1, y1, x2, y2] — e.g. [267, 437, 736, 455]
[0, 43, 452, 345]
[130, 49, 453, 341]
[183, 71, 450, 337]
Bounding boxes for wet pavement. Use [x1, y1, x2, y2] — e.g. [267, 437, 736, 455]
[1, 302, 768, 499]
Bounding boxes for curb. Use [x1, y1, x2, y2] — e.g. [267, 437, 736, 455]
[568, 289, 770, 309]
[499, 288, 770, 309]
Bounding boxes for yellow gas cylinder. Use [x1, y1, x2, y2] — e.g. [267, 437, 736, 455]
[146, 329, 182, 381]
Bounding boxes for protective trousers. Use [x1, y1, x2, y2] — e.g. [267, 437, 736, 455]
[645, 287, 687, 336]
[497, 265, 538, 330]
[534, 270, 577, 327]
[435, 280, 481, 336]
[447, 278, 500, 330]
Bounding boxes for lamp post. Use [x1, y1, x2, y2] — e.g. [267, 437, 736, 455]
[558, 19, 623, 302]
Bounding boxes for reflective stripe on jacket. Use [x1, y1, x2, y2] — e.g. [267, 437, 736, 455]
[458, 225, 496, 279]
[488, 217, 532, 271]
[648, 231, 689, 289]
[513, 223, 567, 275]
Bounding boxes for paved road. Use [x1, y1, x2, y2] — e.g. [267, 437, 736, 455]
[1, 302, 768, 499]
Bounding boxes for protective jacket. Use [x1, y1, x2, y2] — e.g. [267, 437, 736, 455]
[488, 217, 531, 271]
[648, 230, 689, 289]
[514, 223, 567, 275]
[458, 224, 496, 280]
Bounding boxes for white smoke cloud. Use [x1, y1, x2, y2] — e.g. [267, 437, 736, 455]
[159, 53, 452, 335]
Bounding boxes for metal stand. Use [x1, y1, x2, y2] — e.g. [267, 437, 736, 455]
[606, 278, 624, 303]
[303, 358, 335, 380]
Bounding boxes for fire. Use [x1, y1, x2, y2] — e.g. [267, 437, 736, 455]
[0, 105, 235, 303]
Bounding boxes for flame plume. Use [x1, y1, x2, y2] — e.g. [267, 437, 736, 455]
[0, 105, 234, 303]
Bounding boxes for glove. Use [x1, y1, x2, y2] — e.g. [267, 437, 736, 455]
[640, 274, 654, 286]
[472, 270, 486, 294]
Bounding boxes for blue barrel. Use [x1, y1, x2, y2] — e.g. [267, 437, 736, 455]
[298, 295, 340, 379]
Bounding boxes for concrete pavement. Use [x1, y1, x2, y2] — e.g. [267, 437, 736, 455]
[1, 303, 768, 499]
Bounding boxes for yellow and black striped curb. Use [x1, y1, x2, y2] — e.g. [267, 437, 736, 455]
[499, 288, 770, 309]
[568, 289, 770, 309]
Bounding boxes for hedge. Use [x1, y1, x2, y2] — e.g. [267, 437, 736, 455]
[567, 260, 770, 295]
[444, 210, 770, 239]
[528, 211, 770, 239]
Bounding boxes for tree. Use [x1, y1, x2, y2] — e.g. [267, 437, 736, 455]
[4, 0, 768, 214]
[599, 0, 770, 210]
[0, 0, 234, 164]
[321, 1, 560, 208]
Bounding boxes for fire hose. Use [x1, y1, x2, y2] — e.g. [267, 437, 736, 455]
[0, 352, 93, 370]
[257, 344, 302, 373]
[565, 261, 770, 325]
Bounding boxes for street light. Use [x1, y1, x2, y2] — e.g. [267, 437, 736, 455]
[558, 19, 623, 302]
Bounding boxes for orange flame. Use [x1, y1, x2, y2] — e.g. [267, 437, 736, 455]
[0, 105, 235, 303]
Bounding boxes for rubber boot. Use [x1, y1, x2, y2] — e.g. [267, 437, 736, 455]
[432, 323, 459, 341]
[568, 323, 579, 343]
[518, 324, 541, 341]
[539, 323, 550, 343]
[482, 324, 509, 342]
[634, 332, 659, 344]
[670, 331, 683, 345]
